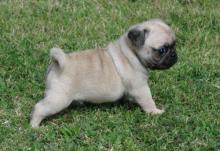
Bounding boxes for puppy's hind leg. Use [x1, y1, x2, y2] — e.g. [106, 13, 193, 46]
[30, 92, 73, 128]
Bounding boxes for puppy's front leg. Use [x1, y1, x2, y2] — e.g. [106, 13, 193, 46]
[130, 85, 164, 114]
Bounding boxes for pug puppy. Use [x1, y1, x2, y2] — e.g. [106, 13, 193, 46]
[30, 19, 177, 127]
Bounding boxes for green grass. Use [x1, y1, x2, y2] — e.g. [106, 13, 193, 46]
[0, 0, 220, 150]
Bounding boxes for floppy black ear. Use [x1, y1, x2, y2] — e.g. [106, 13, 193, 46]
[128, 29, 148, 48]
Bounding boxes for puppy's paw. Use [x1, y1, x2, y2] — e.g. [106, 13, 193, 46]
[146, 108, 164, 115]
[30, 122, 40, 128]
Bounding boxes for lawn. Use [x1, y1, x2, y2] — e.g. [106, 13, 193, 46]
[0, 0, 219, 150]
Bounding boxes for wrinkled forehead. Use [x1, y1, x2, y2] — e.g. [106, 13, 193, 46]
[140, 20, 176, 48]
[147, 28, 175, 48]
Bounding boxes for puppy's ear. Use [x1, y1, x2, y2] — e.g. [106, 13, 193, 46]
[128, 29, 148, 48]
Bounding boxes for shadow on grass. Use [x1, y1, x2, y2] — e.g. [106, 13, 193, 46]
[42, 97, 140, 125]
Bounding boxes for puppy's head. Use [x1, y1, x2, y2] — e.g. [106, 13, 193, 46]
[127, 19, 177, 70]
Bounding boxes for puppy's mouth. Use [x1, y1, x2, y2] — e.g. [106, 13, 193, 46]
[146, 51, 178, 70]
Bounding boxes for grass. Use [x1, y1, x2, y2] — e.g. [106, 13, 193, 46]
[0, 0, 220, 150]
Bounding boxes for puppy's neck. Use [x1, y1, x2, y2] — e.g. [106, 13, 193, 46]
[107, 35, 147, 76]
[107, 37, 148, 90]
[118, 35, 146, 73]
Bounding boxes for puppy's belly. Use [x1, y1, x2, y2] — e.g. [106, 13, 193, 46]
[83, 93, 123, 104]
[46, 72, 124, 104]
[74, 84, 124, 103]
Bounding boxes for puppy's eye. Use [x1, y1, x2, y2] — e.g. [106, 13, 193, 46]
[159, 47, 168, 54]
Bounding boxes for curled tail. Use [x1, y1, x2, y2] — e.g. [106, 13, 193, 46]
[50, 48, 66, 70]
